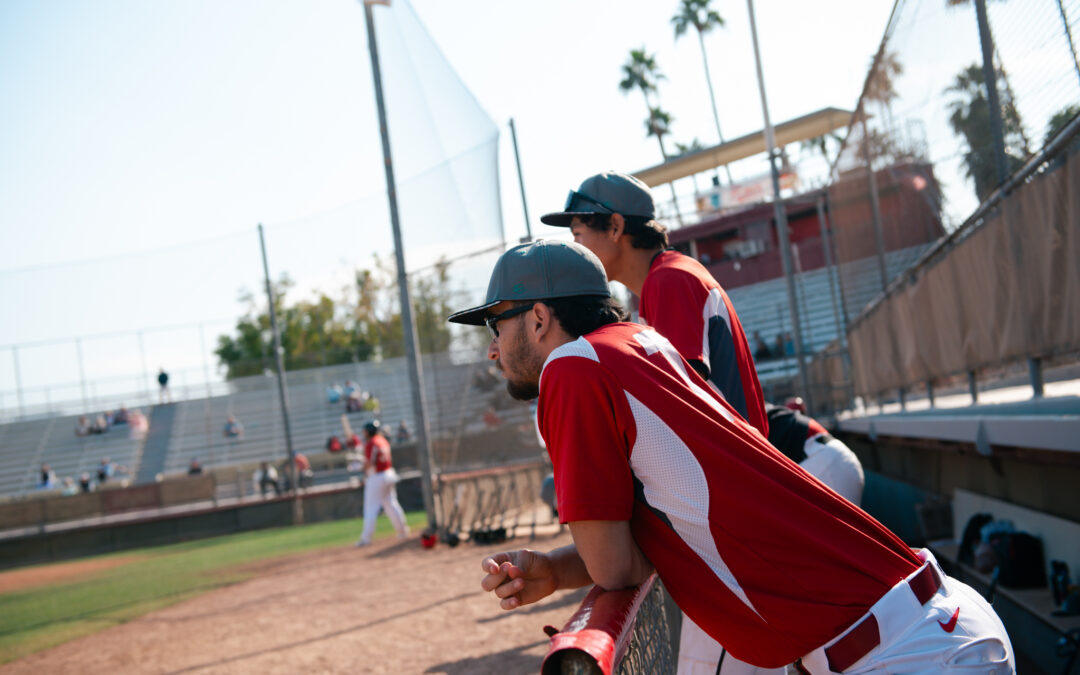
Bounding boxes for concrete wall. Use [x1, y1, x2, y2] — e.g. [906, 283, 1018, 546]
[0, 477, 425, 570]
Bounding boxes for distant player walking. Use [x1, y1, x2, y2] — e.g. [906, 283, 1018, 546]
[356, 420, 409, 547]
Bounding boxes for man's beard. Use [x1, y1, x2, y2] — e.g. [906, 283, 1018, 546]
[500, 328, 543, 401]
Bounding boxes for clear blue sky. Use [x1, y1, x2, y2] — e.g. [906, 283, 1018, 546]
[0, 0, 900, 408]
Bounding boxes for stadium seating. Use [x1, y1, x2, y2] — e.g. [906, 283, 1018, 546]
[729, 244, 933, 386]
[0, 247, 929, 502]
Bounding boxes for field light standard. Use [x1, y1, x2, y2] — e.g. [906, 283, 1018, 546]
[363, 0, 438, 532]
[745, 0, 812, 410]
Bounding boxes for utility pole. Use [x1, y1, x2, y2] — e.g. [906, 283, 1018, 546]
[746, 0, 812, 411]
[364, 0, 438, 533]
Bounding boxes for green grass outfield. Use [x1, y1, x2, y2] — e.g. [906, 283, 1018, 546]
[0, 512, 427, 664]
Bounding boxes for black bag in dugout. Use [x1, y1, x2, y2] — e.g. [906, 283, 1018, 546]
[988, 531, 1047, 589]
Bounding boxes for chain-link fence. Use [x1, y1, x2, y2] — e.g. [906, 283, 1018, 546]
[803, 0, 1080, 414]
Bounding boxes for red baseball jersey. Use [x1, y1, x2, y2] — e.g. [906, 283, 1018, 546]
[364, 435, 392, 473]
[638, 250, 768, 438]
[537, 323, 919, 667]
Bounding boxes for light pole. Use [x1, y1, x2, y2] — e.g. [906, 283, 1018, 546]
[745, 0, 812, 410]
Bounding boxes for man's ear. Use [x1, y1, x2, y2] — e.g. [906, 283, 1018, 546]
[609, 213, 626, 241]
[530, 302, 553, 342]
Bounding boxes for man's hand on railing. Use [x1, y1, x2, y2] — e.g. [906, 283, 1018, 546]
[481, 548, 560, 610]
[481, 544, 595, 611]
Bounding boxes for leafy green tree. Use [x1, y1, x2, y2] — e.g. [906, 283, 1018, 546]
[215, 256, 454, 379]
[1044, 104, 1080, 146]
[671, 0, 733, 184]
[946, 64, 1027, 201]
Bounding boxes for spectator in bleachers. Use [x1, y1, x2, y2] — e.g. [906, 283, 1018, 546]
[774, 332, 786, 358]
[97, 457, 126, 484]
[326, 384, 343, 404]
[188, 458, 204, 475]
[394, 420, 411, 444]
[128, 408, 149, 440]
[752, 331, 773, 361]
[280, 452, 314, 491]
[223, 415, 244, 440]
[326, 435, 344, 453]
[75, 416, 92, 437]
[346, 388, 366, 413]
[784, 332, 795, 356]
[91, 414, 110, 435]
[157, 367, 171, 403]
[61, 476, 79, 496]
[253, 461, 281, 497]
[113, 406, 130, 425]
[79, 472, 92, 493]
[38, 463, 57, 489]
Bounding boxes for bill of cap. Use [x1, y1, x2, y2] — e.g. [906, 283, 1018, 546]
[446, 298, 500, 326]
[539, 210, 596, 227]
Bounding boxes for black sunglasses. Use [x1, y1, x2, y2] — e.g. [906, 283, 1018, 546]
[485, 304, 534, 338]
[564, 189, 614, 214]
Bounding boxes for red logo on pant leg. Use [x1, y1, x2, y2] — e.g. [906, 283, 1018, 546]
[938, 607, 960, 632]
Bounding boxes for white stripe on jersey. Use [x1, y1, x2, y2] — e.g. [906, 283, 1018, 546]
[624, 391, 763, 620]
[632, 329, 734, 424]
[700, 287, 731, 368]
[546, 330, 757, 617]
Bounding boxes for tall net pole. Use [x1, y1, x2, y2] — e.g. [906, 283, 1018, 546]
[258, 223, 302, 524]
[363, 0, 437, 532]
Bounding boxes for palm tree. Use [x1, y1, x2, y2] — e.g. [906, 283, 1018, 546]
[618, 48, 683, 223]
[645, 107, 675, 160]
[946, 64, 1026, 201]
[620, 48, 668, 160]
[864, 50, 903, 134]
[675, 139, 706, 193]
[800, 132, 844, 167]
[671, 0, 733, 184]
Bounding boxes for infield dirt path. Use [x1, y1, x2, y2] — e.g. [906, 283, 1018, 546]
[2, 527, 582, 675]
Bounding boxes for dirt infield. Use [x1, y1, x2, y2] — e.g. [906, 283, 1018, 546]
[1, 527, 580, 674]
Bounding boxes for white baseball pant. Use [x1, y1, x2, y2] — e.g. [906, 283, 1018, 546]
[359, 470, 408, 545]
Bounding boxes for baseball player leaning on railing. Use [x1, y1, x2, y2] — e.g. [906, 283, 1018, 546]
[450, 239, 1014, 674]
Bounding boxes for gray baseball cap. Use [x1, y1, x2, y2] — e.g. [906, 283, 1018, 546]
[446, 239, 610, 326]
[540, 171, 656, 227]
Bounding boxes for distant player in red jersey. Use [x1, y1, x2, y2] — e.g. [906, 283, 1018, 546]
[356, 420, 409, 547]
[542, 171, 767, 438]
[450, 240, 1013, 673]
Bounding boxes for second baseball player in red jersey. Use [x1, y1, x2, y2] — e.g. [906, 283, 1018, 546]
[542, 171, 767, 438]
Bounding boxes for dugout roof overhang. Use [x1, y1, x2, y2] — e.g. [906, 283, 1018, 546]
[632, 106, 853, 187]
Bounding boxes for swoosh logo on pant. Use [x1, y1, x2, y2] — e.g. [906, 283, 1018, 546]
[939, 607, 960, 632]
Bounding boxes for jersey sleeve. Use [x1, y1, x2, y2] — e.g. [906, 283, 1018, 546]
[640, 266, 709, 365]
[538, 356, 636, 523]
